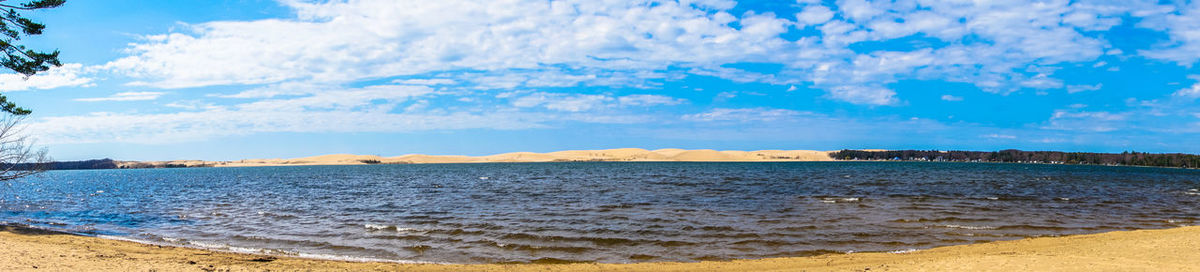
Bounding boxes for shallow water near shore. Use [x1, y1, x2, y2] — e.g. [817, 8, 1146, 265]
[1, 162, 1198, 263]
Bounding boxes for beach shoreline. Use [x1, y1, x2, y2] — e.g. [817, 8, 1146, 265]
[2, 224, 1197, 271]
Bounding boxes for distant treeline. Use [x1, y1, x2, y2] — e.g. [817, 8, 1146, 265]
[10, 151, 1200, 171]
[3, 159, 118, 171]
[831, 149, 1200, 168]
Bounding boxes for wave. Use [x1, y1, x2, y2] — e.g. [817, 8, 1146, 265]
[937, 224, 998, 230]
[364, 224, 426, 233]
[97, 234, 435, 264]
[819, 197, 862, 203]
[888, 248, 920, 254]
[730, 239, 795, 247]
[889, 217, 993, 223]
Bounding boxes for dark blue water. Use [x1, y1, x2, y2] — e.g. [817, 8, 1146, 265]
[1, 162, 1198, 263]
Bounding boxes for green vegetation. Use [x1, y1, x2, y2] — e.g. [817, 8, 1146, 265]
[0, 0, 66, 115]
[4, 158, 112, 170]
[831, 149, 1200, 169]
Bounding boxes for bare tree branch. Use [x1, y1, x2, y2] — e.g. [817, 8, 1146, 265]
[0, 114, 48, 181]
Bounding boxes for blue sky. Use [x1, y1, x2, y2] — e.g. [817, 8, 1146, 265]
[5, 0, 1200, 161]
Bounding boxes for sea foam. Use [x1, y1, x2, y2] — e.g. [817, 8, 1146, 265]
[940, 224, 998, 230]
[364, 224, 424, 233]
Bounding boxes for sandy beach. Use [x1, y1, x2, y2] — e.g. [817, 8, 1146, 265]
[116, 148, 836, 168]
[2, 225, 1197, 271]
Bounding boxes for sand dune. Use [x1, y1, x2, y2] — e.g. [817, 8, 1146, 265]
[117, 148, 836, 168]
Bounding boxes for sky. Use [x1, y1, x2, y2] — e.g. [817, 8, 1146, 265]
[4, 0, 1200, 161]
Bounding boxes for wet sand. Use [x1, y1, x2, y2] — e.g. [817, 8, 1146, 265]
[1, 225, 1197, 271]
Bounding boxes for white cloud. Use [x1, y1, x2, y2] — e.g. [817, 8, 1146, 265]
[33, 84, 673, 144]
[234, 84, 433, 112]
[682, 107, 804, 122]
[104, 0, 794, 89]
[1140, 2, 1200, 65]
[75, 92, 165, 102]
[1044, 110, 1130, 132]
[510, 93, 612, 112]
[617, 94, 686, 106]
[211, 82, 330, 99]
[395, 78, 456, 85]
[97, 0, 1171, 106]
[982, 134, 1016, 139]
[29, 110, 547, 144]
[1067, 83, 1103, 94]
[810, 1, 1137, 96]
[827, 85, 897, 105]
[25, 0, 1200, 151]
[510, 92, 685, 112]
[1174, 81, 1200, 98]
[0, 63, 95, 91]
[164, 100, 220, 111]
[1052, 111, 1128, 121]
[1019, 74, 1065, 89]
[795, 5, 834, 26]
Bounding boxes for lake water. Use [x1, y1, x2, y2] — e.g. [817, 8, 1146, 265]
[1, 162, 1198, 263]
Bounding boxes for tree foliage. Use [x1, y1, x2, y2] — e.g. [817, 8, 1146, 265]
[4, 158, 113, 170]
[0, 0, 65, 115]
[0, 0, 60, 182]
[832, 149, 1200, 169]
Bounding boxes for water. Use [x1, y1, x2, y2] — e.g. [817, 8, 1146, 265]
[1, 162, 1198, 264]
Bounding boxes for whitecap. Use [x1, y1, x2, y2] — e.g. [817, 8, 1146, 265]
[293, 252, 430, 264]
[187, 240, 295, 256]
[187, 240, 227, 249]
[98, 235, 161, 245]
[940, 224, 997, 230]
[96, 235, 432, 264]
[888, 248, 919, 254]
[819, 197, 861, 203]
[365, 224, 424, 233]
[364, 224, 392, 230]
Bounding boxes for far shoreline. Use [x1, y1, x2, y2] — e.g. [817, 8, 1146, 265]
[42, 159, 1199, 173]
[26, 148, 1200, 170]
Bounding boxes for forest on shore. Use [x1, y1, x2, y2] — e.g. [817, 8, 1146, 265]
[6, 149, 1200, 170]
[831, 149, 1200, 169]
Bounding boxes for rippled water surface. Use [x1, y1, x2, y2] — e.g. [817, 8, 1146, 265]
[1, 162, 1198, 263]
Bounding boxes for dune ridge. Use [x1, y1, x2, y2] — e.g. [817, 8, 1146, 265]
[116, 148, 835, 168]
